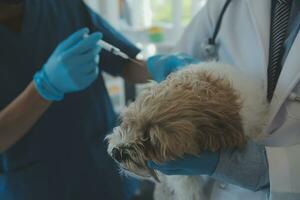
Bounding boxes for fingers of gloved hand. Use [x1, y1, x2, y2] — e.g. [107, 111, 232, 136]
[174, 53, 197, 61]
[166, 53, 198, 67]
[82, 60, 100, 75]
[70, 61, 99, 77]
[73, 68, 99, 90]
[62, 47, 100, 76]
[69, 62, 99, 80]
[95, 54, 100, 64]
[146, 55, 170, 82]
[147, 161, 180, 171]
[67, 46, 101, 67]
[159, 153, 217, 169]
[147, 165, 186, 176]
[147, 161, 193, 176]
[159, 169, 187, 176]
[56, 28, 89, 52]
[69, 61, 98, 79]
[146, 55, 164, 71]
[69, 57, 99, 76]
[66, 32, 102, 56]
[83, 67, 99, 83]
[147, 153, 215, 170]
[87, 66, 99, 77]
[146, 53, 199, 82]
[156, 74, 167, 83]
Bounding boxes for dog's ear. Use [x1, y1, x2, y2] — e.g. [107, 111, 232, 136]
[143, 121, 200, 163]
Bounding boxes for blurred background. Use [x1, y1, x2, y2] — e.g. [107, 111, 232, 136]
[84, 0, 206, 112]
[83, 0, 206, 199]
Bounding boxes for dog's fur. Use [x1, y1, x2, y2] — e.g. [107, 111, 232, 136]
[106, 62, 269, 200]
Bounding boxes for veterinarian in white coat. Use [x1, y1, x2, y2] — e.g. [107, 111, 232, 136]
[147, 0, 300, 199]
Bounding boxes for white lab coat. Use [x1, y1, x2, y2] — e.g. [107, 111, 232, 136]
[176, 0, 300, 199]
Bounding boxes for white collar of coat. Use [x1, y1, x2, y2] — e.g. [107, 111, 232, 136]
[246, 0, 300, 135]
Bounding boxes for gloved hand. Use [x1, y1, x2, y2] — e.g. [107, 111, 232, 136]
[147, 151, 220, 176]
[148, 142, 270, 191]
[146, 53, 199, 82]
[33, 28, 102, 101]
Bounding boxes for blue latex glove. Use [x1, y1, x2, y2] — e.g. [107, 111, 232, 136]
[146, 53, 199, 82]
[147, 151, 220, 176]
[33, 28, 102, 101]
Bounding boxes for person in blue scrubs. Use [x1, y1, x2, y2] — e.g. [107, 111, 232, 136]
[0, 0, 149, 199]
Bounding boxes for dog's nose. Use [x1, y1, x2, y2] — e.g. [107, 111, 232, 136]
[112, 148, 122, 162]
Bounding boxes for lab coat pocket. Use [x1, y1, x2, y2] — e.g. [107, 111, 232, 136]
[0, 161, 51, 200]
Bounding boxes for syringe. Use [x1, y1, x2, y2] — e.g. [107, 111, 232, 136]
[97, 40, 144, 67]
[98, 40, 129, 59]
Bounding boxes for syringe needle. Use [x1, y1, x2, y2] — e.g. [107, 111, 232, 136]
[128, 58, 144, 67]
[98, 40, 144, 66]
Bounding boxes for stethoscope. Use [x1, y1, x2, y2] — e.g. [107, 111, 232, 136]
[201, 0, 232, 61]
[204, 0, 300, 103]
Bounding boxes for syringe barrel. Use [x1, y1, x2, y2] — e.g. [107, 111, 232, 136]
[97, 40, 129, 59]
[98, 40, 117, 52]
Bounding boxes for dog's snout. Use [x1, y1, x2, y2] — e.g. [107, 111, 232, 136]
[112, 148, 122, 162]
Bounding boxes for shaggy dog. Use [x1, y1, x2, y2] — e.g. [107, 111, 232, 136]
[106, 62, 269, 200]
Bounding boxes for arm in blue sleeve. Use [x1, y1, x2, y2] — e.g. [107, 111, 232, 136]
[212, 141, 270, 191]
[83, 3, 140, 76]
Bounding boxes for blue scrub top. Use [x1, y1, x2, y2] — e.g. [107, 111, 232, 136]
[0, 0, 140, 199]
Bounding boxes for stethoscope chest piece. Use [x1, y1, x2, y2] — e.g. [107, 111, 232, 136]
[201, 0, 232, 62]
[201, 39, 219, 61]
